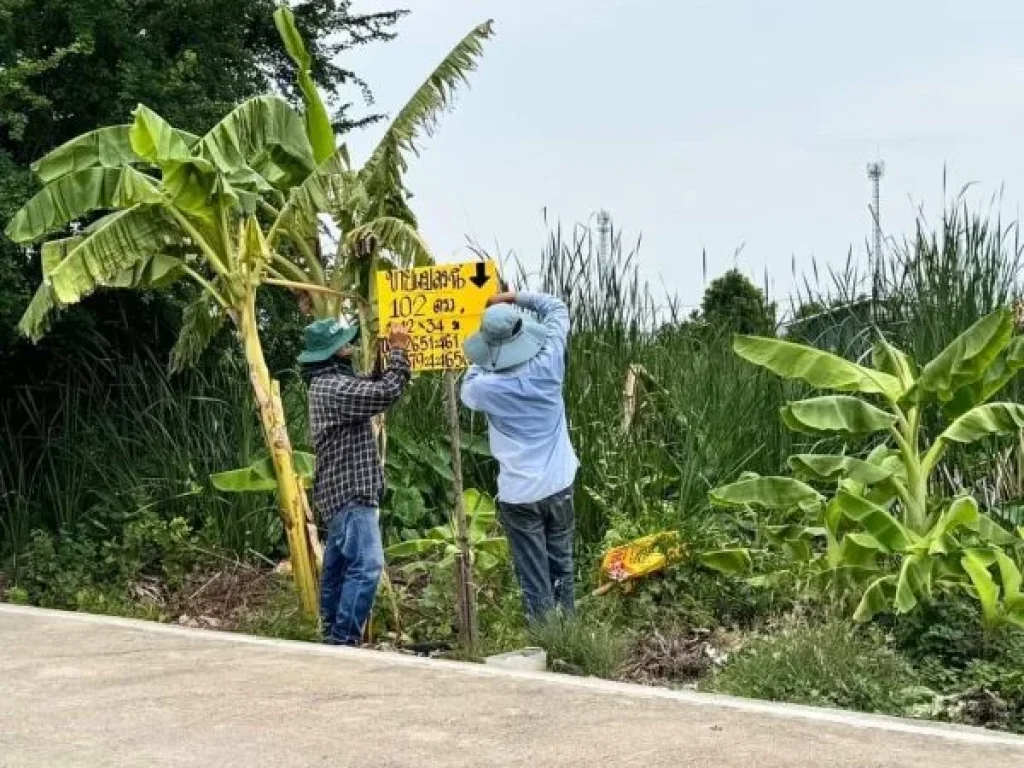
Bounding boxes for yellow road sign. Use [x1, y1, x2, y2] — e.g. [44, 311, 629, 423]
[376, 261, 499, 372]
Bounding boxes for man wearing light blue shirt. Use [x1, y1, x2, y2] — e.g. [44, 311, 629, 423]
[461, 290, 578, 621]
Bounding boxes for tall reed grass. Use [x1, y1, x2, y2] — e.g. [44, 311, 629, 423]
[508, 220, 794, 544]
[5, 189, 1021, 572]
[1, 344, 282, 562]
[793, 187, 1024, 520]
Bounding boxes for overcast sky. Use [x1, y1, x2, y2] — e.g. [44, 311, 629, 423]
[342, 0, 1024, 312]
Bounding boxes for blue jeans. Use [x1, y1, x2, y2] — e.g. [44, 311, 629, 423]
[498, 486, 576, 622]
[319, 506, 384, 644]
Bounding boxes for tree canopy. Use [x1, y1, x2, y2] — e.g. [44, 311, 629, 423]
[0, 0, 404, 378]
[700, 268, 777, 335]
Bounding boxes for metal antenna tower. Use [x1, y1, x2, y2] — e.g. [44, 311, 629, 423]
[867, 161, 885, 264]
[866, 161, 885, 307]
[596, 209, 611, 261]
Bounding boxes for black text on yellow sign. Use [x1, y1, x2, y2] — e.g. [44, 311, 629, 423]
[376, 261, 499, 372]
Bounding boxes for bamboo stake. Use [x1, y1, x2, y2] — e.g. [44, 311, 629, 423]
[445, 369, 478, 647]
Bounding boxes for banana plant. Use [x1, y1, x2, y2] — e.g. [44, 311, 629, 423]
[385, 489, 507, 576]
[5, 96, 355, 616]
[710, 308, 1024, 630]
[269, 5, 494, 534]
[271, 5, 495, 359]
[8, 8, 495, 618]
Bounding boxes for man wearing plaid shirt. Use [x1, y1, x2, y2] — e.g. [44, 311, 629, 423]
[299, 318, 412, 645]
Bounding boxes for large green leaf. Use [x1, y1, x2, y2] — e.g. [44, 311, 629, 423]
[838, 533, 886, 567]
[29, 125, 198, 183]
[780, 396, 895, 437]
[894, 554, 933, 614]
[209, 451, 315, 493]
[18, 232, 182, 341]
[130, 105, 194, 164]
[48, 205, 180, 305]
[962, 549, 1001, 627]
[943, 336, 1024, 419]
[835, 489, 912, 551]
[475, 536, 507, 556]
[270, 149, 352, 246]
[169, 290, 227, 374]
[709, 476, 822, 509]
[5, 167, 162, 243]
[361, 20, 494, 206]
[385, 538, 447, 559]
[18, 283, 59, 343]
[161, 158, 221, 214]
[787, 454, 893, 485]
[994, 550, 1023, 601]
[908, 309, 1013, 403]
[698, 548, 752, 575]
[969, 512, 1019, 547]
[17, 236, 82, 341]
[32, 126, 138, 182]
[106, 251, 184, 291]
[940, 402, 1024, 445]
[195, 95, 315, 189]
[853, 575, 897, 621]
[210, 466, 277, 493]
[733, 335, 902, 399]
[871, 337, 916, 389]
[345, 216, 433, 268]
[465, 488, 496, 529]
[273, 5, 336, 165]
[925, 496, 979, 553]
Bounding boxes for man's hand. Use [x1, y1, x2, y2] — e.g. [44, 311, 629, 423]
[388, 324, 412, 351]
[486, 290, 517, 307]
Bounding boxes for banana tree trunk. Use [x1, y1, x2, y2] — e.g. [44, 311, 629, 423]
[237, 289, 321, 618]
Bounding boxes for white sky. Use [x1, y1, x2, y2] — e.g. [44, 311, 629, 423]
[342, 0, 1024, 311]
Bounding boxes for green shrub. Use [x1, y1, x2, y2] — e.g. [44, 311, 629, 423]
[73, 587, 166, 621]
[237, 578, 319, 642]
[891, 599, 1024, 731]
[707, 620, 920, 714]
[529, 611, 628, 678]
[10, 512, 198, 609]
[3, 585, 29, 604]
[888, 598, 998, 669]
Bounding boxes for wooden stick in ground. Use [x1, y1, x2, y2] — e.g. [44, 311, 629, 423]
[444, 369, 478, 647]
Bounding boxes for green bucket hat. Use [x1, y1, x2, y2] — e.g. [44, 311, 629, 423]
[297, 318, 360, 365]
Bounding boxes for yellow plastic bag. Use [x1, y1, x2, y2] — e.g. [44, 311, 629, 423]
[595, 531, 683, 595]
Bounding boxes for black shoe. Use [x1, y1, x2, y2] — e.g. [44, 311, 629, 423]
[323, 636, 358, 647]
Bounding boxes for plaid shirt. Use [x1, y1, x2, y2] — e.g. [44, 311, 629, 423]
[307, 350, 411, 521]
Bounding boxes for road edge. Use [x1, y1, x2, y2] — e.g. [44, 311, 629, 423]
[3, 602, 1023, 750]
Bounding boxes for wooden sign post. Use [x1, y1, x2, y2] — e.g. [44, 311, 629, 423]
[376, 261, 499, 647]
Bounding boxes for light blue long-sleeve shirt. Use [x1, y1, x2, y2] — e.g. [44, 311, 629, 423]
[460, 292, 579, 505]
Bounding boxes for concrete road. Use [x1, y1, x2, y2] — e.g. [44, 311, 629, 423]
[2, 605, 1023, 768]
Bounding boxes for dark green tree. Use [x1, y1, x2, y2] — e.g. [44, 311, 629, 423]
[0, 0, 404, 377]
[700, 268, 776, 335]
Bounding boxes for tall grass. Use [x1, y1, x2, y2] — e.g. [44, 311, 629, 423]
[793, 188, 1024, 519]
[504, 219, 794, 544]
[794, 186, 1022, 362]
[1, 346, 282, 563]
[5, 190, 1021, 580]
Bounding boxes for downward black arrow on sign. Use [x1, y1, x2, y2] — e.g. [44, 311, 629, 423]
[469, 262, 490, 288]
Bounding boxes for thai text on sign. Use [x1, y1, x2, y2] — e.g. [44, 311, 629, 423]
[376, 261, 498, 371]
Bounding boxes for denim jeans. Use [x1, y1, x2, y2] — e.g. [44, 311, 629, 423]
[498, 486, 575, 621]
[319, 505, 384, 644]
